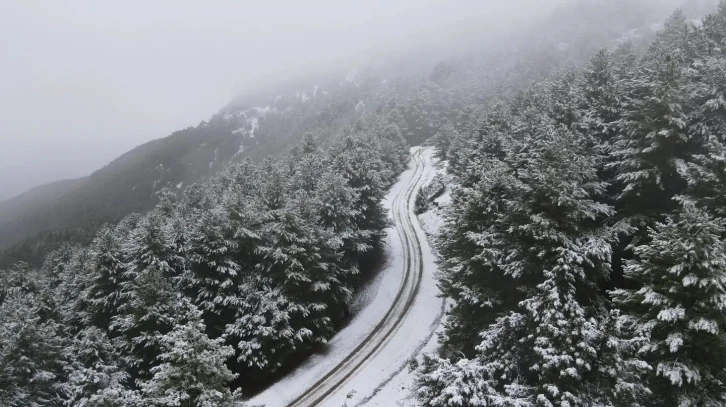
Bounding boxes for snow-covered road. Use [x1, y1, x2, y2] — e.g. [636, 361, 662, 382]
[248, 147, 444, 407]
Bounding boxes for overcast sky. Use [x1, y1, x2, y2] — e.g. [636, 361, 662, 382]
[0, 0, 565, 201]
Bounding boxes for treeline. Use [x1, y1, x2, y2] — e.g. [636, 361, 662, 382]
[419, 4, 726, 407]
[0, 120, 409, 406]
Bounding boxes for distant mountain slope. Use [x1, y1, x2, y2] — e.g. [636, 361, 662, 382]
[0, 178, 84, 244]
[0, 177, 86, 217]
[0, 0, 704, 257]
[0, 64, 424, 251]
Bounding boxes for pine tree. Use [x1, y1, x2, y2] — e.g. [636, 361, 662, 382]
[183, 204, 242, 338]
[415, 355, 502, 407]
[260, 158, 287, 211]
[425, 122, 618, 406]
[112, 213, 180, 381]
[432, 120, 457, 161]
[701, 1, 726, 52]
[376, 123, 409, 175]
[224, 281, 309, 375]
[548, 71, 583, 129]
[0, 291, 66, 407]
[680, 22, 726, 217]
[61, 327, 140, 407]
[316, 170, 365, 281]
[489, 126, 614, 405]
[0, 261, 39, 305]
[582, 49, 621, 150]
[653, 9, 691, 59]
[82, 226, 128, 330]
[139, 299, 239, 407]
[288, 133, 326, 193]
[610, 51, 692, 221]
[57, 246, 94, 332]
[592, 310, 651, 407]
[612, 200, 726, 406]
[258, 206, 342, 355]
[331, 134, 389, 257]
[436, 157, 517, 356]
[435, 103, 522, 355]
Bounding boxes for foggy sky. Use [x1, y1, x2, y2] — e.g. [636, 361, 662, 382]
[0, 0, 565, 201]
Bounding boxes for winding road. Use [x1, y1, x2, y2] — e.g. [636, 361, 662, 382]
[250, 148, 442, 407]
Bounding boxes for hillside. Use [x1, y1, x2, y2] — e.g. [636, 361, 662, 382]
[0, 0, 703, 267]
[2, 1, 722, 407]
[0, 64, 426, 253]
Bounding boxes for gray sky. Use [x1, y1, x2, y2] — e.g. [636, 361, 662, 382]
[0, 0, 563, 201]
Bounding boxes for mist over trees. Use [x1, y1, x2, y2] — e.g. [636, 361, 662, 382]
[1, 0, 724, 406]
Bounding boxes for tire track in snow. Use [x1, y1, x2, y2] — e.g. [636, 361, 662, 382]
[284, 149, 428, 407]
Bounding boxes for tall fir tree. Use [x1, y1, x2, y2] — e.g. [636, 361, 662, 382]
[613, 200, 726, 406]
[61, 327, 139, 407]
[0, 291, 67, 407]
[112, 213, 180, 381]
[139, 298, 239, 407]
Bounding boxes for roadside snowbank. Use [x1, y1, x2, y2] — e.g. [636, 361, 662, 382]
[247, 147, 445, 407]
[362, 153, 452, 407]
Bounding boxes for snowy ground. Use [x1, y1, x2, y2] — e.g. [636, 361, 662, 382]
[246, 148, 446, 407]
[363, 152, 451, 407]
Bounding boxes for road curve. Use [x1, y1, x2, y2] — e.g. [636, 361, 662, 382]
[248, 148, 439, 407]
[285, 149, 429, 407]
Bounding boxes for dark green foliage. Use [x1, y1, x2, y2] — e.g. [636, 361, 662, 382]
[0, 121, 408, 403]
[420, 5, 726, 407]
[3, 2, 719, 405]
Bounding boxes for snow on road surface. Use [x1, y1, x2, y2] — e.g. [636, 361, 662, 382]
[247, 147, 444, 407]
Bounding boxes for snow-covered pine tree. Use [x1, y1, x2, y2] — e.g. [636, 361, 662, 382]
[56, 246, 94, 332]
[183, 203, 243, 338]
[452, 104, 511, 186]
[435, 156, 518, 356]
[582, 48, 622, 151]
[610, 46, 692, 221]
[424, 117, 618, 406]
[581, 48, 628, 219]
[330, 133, 390, 268]
[224, 280, 307, 376]
[61, 327, 140, 407]
[479, 125, 615, 406]
[652, 9, 692, 60]
[139, 298, 239, 407]
[112, 212, 181, 381]
[680, 10, 726, 218]
[287, 133, 326, 193]
[700, 1, 726, 52]
[315, 170, 365, 286]
[293, 190, 352, 325]
[260, 157, 287, 211]
[375, 122, 409, 175]
[42, 242, 77, 291]
[415, 354, 502, 407]
[432, 120, 457, 161]
[224, 164, 320, 376]
[255, 204, 341, 363]
[548, 71, 583, 130]
[592, 310, 651, 407]
[0, 261, 39, 306]
[0, 291, 67, 407]
[612, 199, 726, 406]
[81, 226, 129, 331]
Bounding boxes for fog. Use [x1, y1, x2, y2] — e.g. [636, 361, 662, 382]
[0, 0, 578, 201]
[1, 0, 711, 201]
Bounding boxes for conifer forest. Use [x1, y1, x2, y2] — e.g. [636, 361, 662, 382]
[3, 1, 726, 406]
